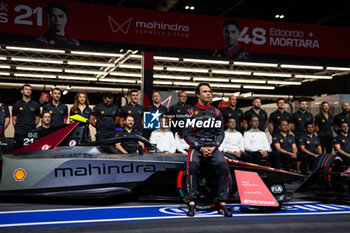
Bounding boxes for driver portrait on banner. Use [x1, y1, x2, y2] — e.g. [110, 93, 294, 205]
[37, 1, 80, 46]
[213, 19, 248, 59]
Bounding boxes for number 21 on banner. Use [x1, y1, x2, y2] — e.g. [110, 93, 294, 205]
[239, 27, 266, 45]
[14, 5, 42, 26]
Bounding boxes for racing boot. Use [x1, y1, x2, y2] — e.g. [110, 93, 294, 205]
[218, 202, 232, 217]
[186, 201, 196, 217]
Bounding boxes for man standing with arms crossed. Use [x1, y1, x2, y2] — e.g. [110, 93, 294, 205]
[184, 82, 231, 217]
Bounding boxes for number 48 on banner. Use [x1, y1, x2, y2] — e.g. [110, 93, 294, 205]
[239, 27, 266, 45]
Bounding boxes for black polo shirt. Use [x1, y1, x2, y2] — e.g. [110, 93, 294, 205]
[299, 134, 321, 154]
[12, 99, 40, 135]
[333, 112, 350, 127]
[222, 107, 244, 132]
[120, 103, 144, 131]
[315, 113, 334, 137]
[145, 103, 167, 116]
[243, 108, 268, 132]
[91, 103, 120, 136]
[334, 133, 350, 153]
[291, 110, 313, 139]
[70, 106, 92, 120]
[168, 102, 191, 118]
[0, 103, 10, 132]
[273, 132, 295, 153]
[116, 128, 141, 153]
[269, 110, 291, 135]
[43, 102, 68, 127]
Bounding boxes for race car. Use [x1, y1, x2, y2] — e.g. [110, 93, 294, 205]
[0, 116, 303, 208]
[296, 153, 350, 201]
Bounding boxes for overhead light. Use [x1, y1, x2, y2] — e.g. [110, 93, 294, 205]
[185, 5, 189, 9]
[326, 67, 350, 71]
[243, 85, 275, 90]
[65, 69, 107, 75]
[166, 67, 208, 73]
[280, 15, 285, 19]
[62, 86, 71, 95]
[0, 72, 10, 76]
[267, 80, 302, 85]
[241, 92, 253, 98]
[130, 54, 142, 59]
[58, 75, 97, 81]
[294, 74, 332, 79]
[11, 57, 63, 64]
[153, 74, 191, 80]
[193, 77, 229, 82]
[16, 66, 62, 72]
[71, 50, 122, 57]
[253, 72, 292, 77]
[234, 61, 278, 67]
[252, 94, 291, 98]
[281, 64, 323, 70]
[67, 61, 114, 67]
[183, 58, 229, 65]
[154, 66, 165, 71]
[154, 56, 179, 61]
[230, 79, 265, 84]
[101, 78, 136, 84]
[0, 56, 6, 60]
[6, 46, 65, 54]
[154, 80, 173, 85]
[212, 70, 251, 75]
[173, 81, 198, 86]
[210, 83, 240, 88]
[0, 65, 10, 69]
[275, 15, 280, 18]
[14, 73, 56, 79]
[110, 72, 141, 77]
[232, 92, 241, 96]
[119, 64, 142, 69]
[190, 6, 195, 10]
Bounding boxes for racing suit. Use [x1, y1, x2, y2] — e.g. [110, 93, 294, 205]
[183, 103, 230, 201]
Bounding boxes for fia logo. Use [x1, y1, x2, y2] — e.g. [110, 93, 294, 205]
[108, 16, 132, 34]
[143, 110, 161, 129]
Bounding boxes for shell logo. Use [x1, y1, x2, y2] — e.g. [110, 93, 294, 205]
[13, 168, 26, 181]
[128, 110, 131, 113]
[19, 107, 23, 110]
[194, 111, 199, 115]
[277, 116, 280, 119]
[101, 111, 105, 114]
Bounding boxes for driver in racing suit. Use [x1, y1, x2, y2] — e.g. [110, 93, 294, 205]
[183, 82, 232, 217]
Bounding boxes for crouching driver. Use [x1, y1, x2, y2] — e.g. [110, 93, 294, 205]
[183, 82, 232, 217]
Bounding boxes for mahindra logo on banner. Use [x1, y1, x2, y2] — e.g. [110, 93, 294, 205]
[108, 16, 133, 34]
[108, 15, 190, 36]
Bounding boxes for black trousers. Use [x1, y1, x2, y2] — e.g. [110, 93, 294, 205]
[319, 135, 333, 154]
[223, 152, 254, 163]
[298, 153, 318, 175]
[187, 148, 230, 201]
[245, 151, 281, 169]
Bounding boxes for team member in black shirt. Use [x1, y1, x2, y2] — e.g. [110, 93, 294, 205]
[120, 90, 144, 133]
[272, 120, 297, 171]
[90, 92, 120, 141]
[145, 90, 168, 115]
[35, 110, 51, 133]
[70, 92, 92, 120]
[168, 91, 191, 132]
[291, 99, 313, 142]
[315, 101, 334, 153]
[0, 102, 10, 138]
[333, 102, 350, 134]
[222, 95, 244, 132]
[115, 115, 144, 154]
[299, 123, 322, 175]
[334, 122, 350, 165]
[243, 97, 268, 132]
[268, 98, 291, 136]
[70, 92, 92, 141]
[43, 88, 68, 127]
[12, 84, 40, 146]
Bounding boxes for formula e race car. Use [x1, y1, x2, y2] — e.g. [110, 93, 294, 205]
[0, 116, 304, 208]
[296, 154, 350, 201]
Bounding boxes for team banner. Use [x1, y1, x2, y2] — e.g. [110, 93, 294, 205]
[1, 0, 350, 58]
